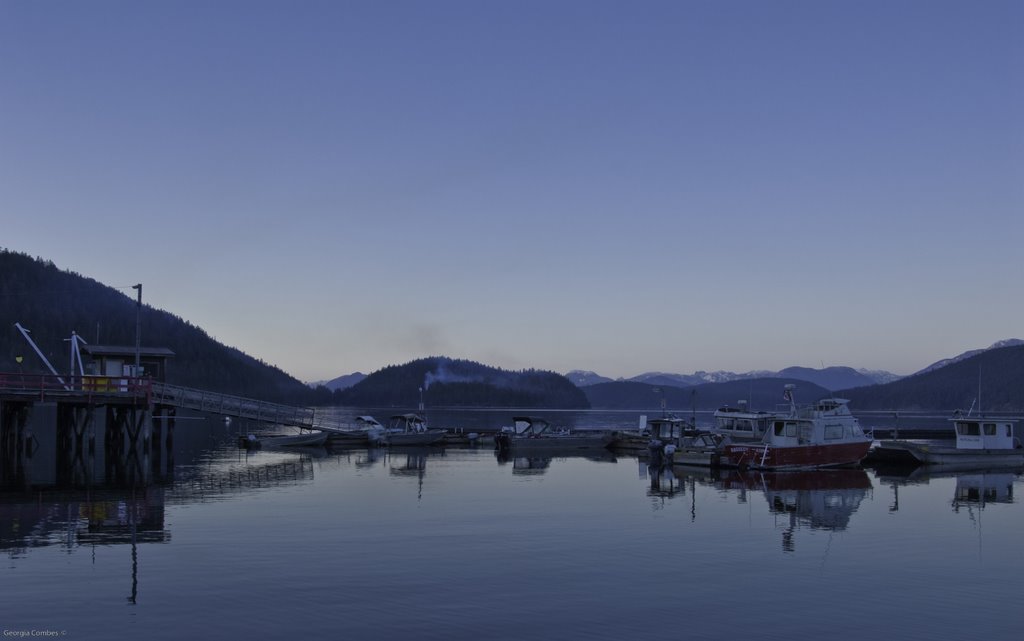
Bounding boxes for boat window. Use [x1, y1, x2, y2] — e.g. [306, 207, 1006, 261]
[984, 423, 996, 436]
[824, 425, 844, 440]
[1007, 424, 1013, 437]
[957, 422, 980, 436]
[774, 422, 786, 436]
[785, 423, 797, 437]
[738, 420, 752, 432]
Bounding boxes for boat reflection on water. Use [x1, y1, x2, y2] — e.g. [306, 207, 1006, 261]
[387, 447, 440, 476]
[512, 457, 551, 475]
[663, 466, 873, 551]
[873, 464, 1019, 515]
[495, 448, 618, 475]
[385, 446, 448, 500]
[953, 471, 1015, 511]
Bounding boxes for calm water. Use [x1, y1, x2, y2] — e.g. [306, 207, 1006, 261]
[2, 408, 1022, 641]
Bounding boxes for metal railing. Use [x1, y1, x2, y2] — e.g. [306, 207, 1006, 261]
[0, 372, 152, 403]
[150, 382, 318, 429]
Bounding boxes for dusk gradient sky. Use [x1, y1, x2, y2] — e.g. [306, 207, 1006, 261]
[2, 0, 1022, 382]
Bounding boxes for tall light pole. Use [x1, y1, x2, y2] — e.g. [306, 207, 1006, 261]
[132, 283, 142, 378]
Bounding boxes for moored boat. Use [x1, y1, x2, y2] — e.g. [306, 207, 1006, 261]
[494, 416, 614, 452]
[871, 414, 1022, 467]
[670, 431, 726, 467]
[241, 429, 329, 449]
[327, 416, 387, 447]
[384, 414, 447, 446]
[718, 388, 872, 470]
[609, 415, 661, 453]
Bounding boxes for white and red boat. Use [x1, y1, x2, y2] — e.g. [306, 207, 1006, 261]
[718, 387, 872, 470]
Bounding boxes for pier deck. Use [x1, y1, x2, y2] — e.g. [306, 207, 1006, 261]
[0, 373, 347, 432]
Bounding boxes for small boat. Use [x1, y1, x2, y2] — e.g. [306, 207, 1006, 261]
[241, 429, 329, 449]
[494, 416, 614, 452]
[642, 415, 701, 464]
[717, 386, 872, 470]
[669, 431, 727, 467]
[610, 415, 670, 453]
[327, 416, 387, 447]
[871, 414, 1023, 467]
[384, 414, 447, 446]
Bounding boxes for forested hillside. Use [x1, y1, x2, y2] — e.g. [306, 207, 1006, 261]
[0, 249, 325, 404]
[336, 357, 589, 408]
[839, 345, 1024, 411]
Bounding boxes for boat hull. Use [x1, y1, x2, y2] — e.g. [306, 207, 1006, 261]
[326, 430, 371, 446]
[721, 440, 872, 470]
[872, 440, 1024, 467]
[259, 431, 329, 448]
[386, 431, 447, 446]
[508, 434, 614, 452]
[671, 448, 719, 467]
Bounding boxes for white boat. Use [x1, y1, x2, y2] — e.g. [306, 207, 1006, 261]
[494, 416, 614, 452]
[243, 429, 329, 449]
[872, 414, 1023, 467]
[327, 416, 387, 446]
[718, 386, 872, 470]
[669, 431, 727, 467]
[712, 400, 777, 441]
[384, 414, 447, 446]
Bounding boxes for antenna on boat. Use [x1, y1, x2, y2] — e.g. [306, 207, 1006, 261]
[691, 388, 696, 429]
[783, 383, 796, 412]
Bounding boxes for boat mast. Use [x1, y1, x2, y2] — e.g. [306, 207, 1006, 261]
[978, 366, 982, 417]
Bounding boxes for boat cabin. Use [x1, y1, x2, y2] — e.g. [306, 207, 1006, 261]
[510, 416, 552, 436]
[950, 418, 1018, 450]
[389, 414, 429, 433]
[648, 416, 691, 442]
[714, 404, 774, 440]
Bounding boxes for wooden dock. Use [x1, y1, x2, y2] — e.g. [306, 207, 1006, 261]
[0, 373, 349, 461]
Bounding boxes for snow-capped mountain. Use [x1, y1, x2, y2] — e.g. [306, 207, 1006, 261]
[569, 365, 901, 390]
[565, 370, 614, 386]
[308, 371, 367, 391]
[856, 368, 902, 384]
[914, 339, 1024, 376]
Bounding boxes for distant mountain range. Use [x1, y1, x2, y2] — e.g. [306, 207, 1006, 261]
[582, 378, 833, 412]
[579, 344, 1024, 412]
[566, 366, 897, 391]
[565, 340, 1023, 393]
[308, 372, 367, 391]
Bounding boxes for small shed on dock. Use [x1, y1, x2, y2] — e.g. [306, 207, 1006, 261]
[81, 345, 175, 382]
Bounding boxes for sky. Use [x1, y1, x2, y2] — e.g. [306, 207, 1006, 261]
[1, 0, 1022, 383]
